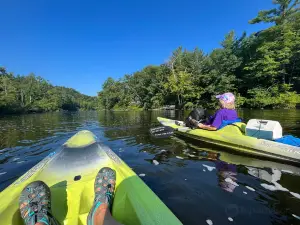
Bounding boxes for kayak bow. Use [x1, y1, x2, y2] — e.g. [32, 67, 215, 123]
[0, 130, 182, 225]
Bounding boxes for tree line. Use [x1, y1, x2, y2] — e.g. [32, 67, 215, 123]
[0, 67, 97, 114]
[98, 0, 300, 110]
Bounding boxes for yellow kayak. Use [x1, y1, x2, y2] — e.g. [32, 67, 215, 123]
[157, 117, 300, 164]
[0, 130, 182, 225]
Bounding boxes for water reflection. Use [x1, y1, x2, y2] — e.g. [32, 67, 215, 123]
[247, 167, 300, 199]
[216, 161, 238, 193]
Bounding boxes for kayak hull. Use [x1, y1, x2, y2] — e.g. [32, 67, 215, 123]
[0, 130, 182, 225]
[157, 117, 300, 164]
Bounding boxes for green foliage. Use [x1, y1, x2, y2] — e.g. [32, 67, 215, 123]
[0, 67, 97, 114]
[99, 65, 171, 110]
[235, 94, 246, 109]
[164, 71, 197, 108]
[249, 0, 299, 25]
[277, 91, 300, 108]
[184, 102, 196, 110]
[246, 86, 299, 109]
[98, 0, 300, 111]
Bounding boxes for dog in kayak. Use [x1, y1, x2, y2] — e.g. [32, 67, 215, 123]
[185, 93, 240, 131]
[185, 108, 208, 129]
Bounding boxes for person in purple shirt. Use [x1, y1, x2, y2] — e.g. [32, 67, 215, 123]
[198, 92, 238, 130]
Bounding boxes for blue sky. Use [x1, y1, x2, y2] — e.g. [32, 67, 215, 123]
[0, 0, 273, 96]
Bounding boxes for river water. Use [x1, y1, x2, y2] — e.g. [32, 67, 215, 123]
[0, 110, 300, 225]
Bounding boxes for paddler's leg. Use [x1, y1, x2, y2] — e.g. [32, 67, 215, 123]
[19, 180, 60, 225]
[88, 167, 121, 225]
[92, 203, 121, 225]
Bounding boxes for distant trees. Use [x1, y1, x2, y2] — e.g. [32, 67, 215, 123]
[98, 0, 300, 110]
[0, 67, 97, 114]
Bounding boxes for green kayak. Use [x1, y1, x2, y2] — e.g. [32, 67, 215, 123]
[0, 130, 182, 225]
[158, 117, 300, 165]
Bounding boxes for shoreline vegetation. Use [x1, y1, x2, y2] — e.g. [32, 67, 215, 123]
[0, 67, 98, 115]
[1, 0, 300, 115]
[98, 0, 300, 111]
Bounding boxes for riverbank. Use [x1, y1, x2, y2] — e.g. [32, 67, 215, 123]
[2, 104, 300, 116]
[103, 102, 300, 112]
[0, 108, 98, 116]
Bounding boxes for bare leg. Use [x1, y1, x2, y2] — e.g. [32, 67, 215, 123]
[92, 203, 121, 225]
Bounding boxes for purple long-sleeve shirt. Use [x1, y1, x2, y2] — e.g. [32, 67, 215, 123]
[207, 109, 238, 129]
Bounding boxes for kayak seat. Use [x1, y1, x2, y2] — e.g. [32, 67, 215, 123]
[217, 122, 246, 135]
[218, 118, 243, 130]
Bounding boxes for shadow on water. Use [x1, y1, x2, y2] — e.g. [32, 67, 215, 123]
[1, 110, 300, 225]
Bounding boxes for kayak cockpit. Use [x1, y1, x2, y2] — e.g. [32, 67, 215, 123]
[0, 130, 182, 225]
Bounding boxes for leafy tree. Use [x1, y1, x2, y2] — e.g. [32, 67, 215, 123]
[164, 71, 196, 108]
[249, 0, 299, 25]
[0, 67, 97, 114]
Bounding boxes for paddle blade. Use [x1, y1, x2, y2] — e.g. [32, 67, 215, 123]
[150, 126, 174, 138]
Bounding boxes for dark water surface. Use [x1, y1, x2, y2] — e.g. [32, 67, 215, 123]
[1, 110, 300, 225]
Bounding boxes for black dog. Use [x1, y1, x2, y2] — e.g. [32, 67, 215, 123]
[185, 108, 208, 129]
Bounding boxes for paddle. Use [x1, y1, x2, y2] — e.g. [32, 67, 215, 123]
[149, 126, 175, 138]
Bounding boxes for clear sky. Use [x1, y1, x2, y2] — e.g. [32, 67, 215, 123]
[0, 0, 273, 96]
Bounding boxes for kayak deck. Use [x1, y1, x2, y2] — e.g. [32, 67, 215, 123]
[0, 130, 182, 225]
[157, 117, 300, 164]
